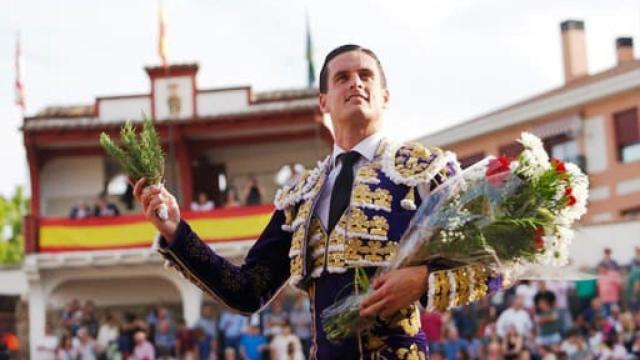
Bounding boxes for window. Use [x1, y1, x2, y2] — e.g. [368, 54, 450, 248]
[498, 142, 523, 159]
[621, 206, 640, 220]
[613, 108, 640, 163]
[459, 152, 485, 169]
[550, 140, 578, 161]
[544, 135, 587, 172]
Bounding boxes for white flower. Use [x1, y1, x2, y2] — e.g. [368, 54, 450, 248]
[538, 235, 570, 267]
[554, 226, 575, 245]
[516, 133, 550, 179]
[519, 132, 544, 151]
[557, 163, 589, 222]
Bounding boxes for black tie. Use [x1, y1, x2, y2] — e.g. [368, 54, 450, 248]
[328, 151, 361, 232]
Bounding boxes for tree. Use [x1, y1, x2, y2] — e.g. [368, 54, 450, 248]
[0, 187, 29, 265]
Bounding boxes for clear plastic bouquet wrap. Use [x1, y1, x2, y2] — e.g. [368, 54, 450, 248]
[322, 132, 589, 342]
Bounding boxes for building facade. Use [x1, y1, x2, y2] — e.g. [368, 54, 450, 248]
[417, 20, 640, 268]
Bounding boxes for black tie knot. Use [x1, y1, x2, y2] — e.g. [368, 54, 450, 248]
[328, 151, 361, 233]
[337, 151, 360, 168]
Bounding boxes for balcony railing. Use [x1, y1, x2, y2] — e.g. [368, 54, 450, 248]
[25, 205, 275, 253]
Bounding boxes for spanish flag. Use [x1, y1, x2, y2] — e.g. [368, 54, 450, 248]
[158, 0, 168, 70]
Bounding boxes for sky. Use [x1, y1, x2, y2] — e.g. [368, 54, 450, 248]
[1, 0, 640, 197]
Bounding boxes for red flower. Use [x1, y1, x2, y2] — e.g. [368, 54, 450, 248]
[567, 195, 577, 206]
[552, 158, 566, 173]
[486, 156, 511, 186]
[564, 187, 573, 196]
[534, 227, 545, 250]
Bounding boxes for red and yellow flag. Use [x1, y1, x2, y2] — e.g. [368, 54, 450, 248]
[38, 205, 274, 252]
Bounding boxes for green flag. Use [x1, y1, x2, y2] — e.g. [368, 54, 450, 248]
[306, 14, 315, 87]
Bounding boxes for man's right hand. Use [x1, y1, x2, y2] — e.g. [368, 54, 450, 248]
[133, 178, 181, 243]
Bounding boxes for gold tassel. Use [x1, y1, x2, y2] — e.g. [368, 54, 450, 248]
[401, 187, 417, 210]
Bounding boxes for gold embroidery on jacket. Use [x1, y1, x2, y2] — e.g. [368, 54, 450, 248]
[396, 343, 426, 360]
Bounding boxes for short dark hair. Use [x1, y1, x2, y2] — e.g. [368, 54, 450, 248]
[319, 44, 387, 94]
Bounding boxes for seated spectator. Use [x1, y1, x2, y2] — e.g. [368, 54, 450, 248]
[485, 340, 503, 360]
[597, 247, 620, 271]
[581, 297, 605, 329]
[497, 296, 533, 338]
[82, 300, 99, 338]
[421, 310, 443, 352]
[61, 299, 83, 336]
[599, 334, 628, 359]
[219, 310, 247, 354]
[55, 332, 76, 360]
[195, 304, 218, 340]
[73, 326, 97, 360]
[559, 328, 592, 359]
[243, 174, 263, 206]
[239, 324, 267, 360]
[132, 330, 155, 360]
[627, 259, 640, 311]
[69, 202, 92, 219]
[154, 319, 175, 358]
[269, 322, 304, 360]
[501, 325, 524, 360]
[289, 294, 312, 356]
[535, 297, 562, 347]
[224, 347, 236, 360]
[224, 187, 241, 208]
[191, 192, 215, 211]
[596, 265, 623, 316]
[515, 280, 538, 313]
[193, 326, 215, 360]
[441, 325, 469, 360]
[630, 246, 640, 270]
[96, 312, 119, 355]
[94, 193, 120, 217]
[263, 300, 288, 337]
[176, 319, 197, 359]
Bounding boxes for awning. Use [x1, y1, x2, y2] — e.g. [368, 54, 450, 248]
[530, 115, 582, 139]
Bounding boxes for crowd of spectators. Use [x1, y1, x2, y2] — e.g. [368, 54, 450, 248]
[423, 247, 640, 359]
[27, 246, 640, 360]
[35, 292, 310, 360]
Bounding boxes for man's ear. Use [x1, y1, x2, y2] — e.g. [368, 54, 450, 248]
[382, 88, 390, 109]
[319, 93, 329, 113]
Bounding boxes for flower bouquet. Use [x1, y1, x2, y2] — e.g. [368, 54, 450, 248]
[99, 117, 168, 220]
[322, 132, 589, 342]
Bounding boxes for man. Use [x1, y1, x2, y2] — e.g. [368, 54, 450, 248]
[597, 247, 620, 271]
[496, 296, 533, 338]
[135, 44, 501, 359]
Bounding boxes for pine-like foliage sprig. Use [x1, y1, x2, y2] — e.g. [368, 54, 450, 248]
[99, 117, 165, 185]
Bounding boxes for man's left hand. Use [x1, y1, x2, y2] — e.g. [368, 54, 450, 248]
[360, 266, 428, 318]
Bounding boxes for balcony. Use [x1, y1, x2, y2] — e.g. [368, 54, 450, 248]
[24, 205, 274, 254]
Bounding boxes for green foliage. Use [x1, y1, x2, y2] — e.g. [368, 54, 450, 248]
[100, 117, 165, 185]
[0, 187, 29, 266]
